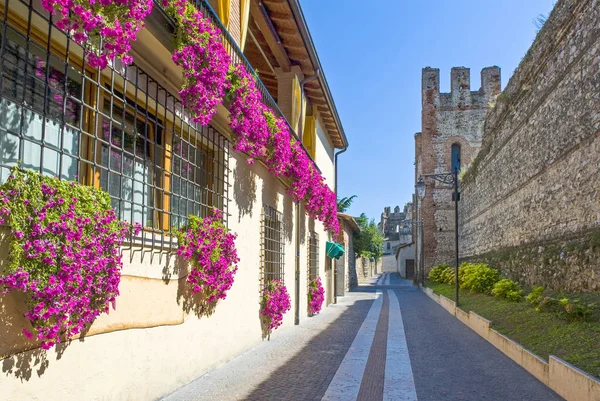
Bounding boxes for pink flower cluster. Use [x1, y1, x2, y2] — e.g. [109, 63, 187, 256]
[0, 168, 140, 349]
[164, 5, 339, 234]
[228, 65, 339, 234]
[169, 1, 232, 125]
[175, 209, 239, 303]
[308, 277, 325, 315]
[40, 0, 153, 69]
[261, 279, 291, 331]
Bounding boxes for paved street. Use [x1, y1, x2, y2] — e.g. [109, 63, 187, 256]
[161, 273, 563, 401]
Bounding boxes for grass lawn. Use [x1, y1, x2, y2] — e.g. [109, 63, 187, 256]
[425, 280, 600, 379]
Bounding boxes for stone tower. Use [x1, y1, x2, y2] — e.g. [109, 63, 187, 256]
[416, 66, 501, 271]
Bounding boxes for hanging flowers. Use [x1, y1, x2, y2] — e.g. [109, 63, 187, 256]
[41, 0, 153, 69]
[261, 280, 291, 331]
[174, 209, 239, 303]
[0, 168, 139, 349]
[166, 2, 340, 234]
[308, 277, 325, 315]
[227, 64, 270, 164]
[167, 0, 232, 125]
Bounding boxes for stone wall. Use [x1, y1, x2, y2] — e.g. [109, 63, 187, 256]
[459, 0, 600, 291]
[418, 66, 500, 272]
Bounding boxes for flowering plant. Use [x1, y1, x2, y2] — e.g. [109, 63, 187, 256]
[167, 0, 231, 125]
[308, 277, 325, 315]
[227, 64, 270, 164]
[174, 209, 239, 303]
[0, 168, 139, 349]
[164, 3, 340, 235]
[40, 0, 153, 69]
[261, 279, 291, 331]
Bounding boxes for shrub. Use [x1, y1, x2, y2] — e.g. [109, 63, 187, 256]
[492, 279, 523, 301]
[526, 286, 545, 306]
[442, 268, 457, 285]
[559, 298, 596, 321]
[428, 264, 450, 283]
[460, 263, 500, 293]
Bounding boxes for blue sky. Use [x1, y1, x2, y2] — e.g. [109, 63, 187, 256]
[301, 0, 556, 221]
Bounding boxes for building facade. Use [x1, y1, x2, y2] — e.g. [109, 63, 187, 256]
[415, 66, 500, 274]
[0, 1, 347, 400]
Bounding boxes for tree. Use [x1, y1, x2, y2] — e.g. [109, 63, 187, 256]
[337, 195, 357, 213]
[353, 213, 384, 261]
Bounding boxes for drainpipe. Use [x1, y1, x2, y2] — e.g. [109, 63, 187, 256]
[294, 71, 320, 325]
[332, 146, 347, 304]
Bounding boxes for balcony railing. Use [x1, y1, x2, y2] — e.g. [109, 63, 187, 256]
[152, 0, 321, 171]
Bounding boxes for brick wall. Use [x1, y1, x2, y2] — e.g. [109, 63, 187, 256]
[459, 0, 600, 291]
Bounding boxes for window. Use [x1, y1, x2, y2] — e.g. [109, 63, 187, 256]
[262, 205, 285, 283]
[451, 143, 461, 172]
[0, 5, 231, 248]
[387, 242, 391, 250]
[99, 99, 160, 228]
[170, 124, 227, 229]
[308, 231, 319, 280]
[0, 25, 85, 183]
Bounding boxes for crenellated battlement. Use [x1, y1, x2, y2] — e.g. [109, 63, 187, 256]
[422, 66, 501, 107]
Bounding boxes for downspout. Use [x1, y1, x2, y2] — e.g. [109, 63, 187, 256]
[333, 146, 347, 304]
[294, 71, 320, 325]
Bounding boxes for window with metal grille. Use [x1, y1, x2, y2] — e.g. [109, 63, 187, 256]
[261, 205, 285, 283]
[0, 2, 230, 249]
[308, 231, 319, 280]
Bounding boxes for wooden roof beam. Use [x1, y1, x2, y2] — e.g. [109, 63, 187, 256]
[250, 1, 291, 72]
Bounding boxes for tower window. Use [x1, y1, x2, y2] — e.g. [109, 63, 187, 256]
[451, 144, 461, 172]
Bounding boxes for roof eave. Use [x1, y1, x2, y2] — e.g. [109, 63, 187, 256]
[286, 0, 348, 149]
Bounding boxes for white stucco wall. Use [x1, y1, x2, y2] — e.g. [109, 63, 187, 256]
[396, 244, 416, 278]
[315, 116, 335, 190]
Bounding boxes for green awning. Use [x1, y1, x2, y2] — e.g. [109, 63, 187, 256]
[326, 241, 345, 260]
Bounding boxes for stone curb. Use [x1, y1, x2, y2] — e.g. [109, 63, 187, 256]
[421, 287, 600, 401]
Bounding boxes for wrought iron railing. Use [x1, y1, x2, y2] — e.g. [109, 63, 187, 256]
[308, 231, 319, 280]
[0, 0, 231, 252]
[261, 204, 285, 283]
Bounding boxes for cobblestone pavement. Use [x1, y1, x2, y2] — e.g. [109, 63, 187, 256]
[161, 273, 563, 401]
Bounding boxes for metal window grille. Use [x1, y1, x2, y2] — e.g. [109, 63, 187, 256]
[261, 205, 285, 283]
[0, 1, 230, 251]
[308, 231, 319, 280]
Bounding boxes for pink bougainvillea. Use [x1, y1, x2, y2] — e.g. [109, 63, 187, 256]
[261, 279, 291, 331]
[308, 277, 325, 315]
[227, 64, 270, 164]
[0, 168, 140, 349]
[174, 209, 239, 303]
[165, 4, 340, 235]
[41, 0, 153, 69]
[167, 0, 231, 125]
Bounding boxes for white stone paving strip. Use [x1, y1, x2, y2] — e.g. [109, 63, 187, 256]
[376, 273, 385, 286]
[384, 273, 391, 286]
[322, 291, 383, 401]
[384, 289, 418, 401]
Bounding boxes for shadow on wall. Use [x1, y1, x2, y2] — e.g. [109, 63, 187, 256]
[233, 158, 257, 222]
[162, 254, 220, 318]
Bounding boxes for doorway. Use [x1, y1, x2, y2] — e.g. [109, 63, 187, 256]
[406, 259, 415, 279]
